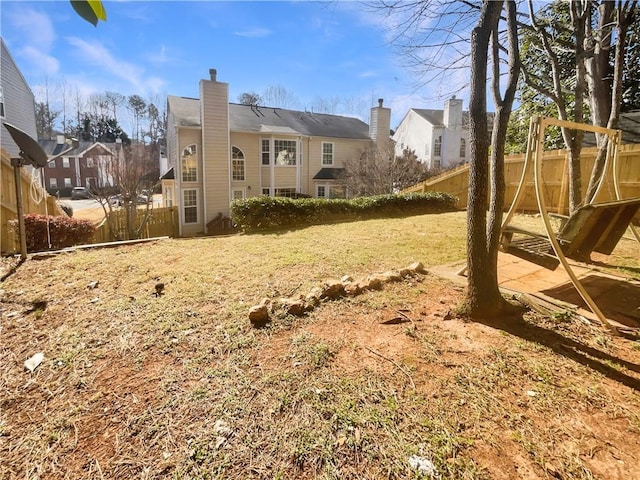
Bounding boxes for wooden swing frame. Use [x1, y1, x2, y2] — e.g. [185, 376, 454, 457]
[501, 116, 640, 331]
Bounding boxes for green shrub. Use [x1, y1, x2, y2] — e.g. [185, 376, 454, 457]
[11, 214, 96, 252]
[231, 192, 458, 232]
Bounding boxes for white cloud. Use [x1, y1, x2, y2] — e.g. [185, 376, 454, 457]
[233, 27, 272, 38]
[359, 70, 378, 79]
[66, 37, 147, 92]
[7, 7, 56, 49]
[148, 45, 170, 65]
[19, 46, 59, 76]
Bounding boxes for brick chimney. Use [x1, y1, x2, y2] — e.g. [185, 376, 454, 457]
[369, 98, 391, 144]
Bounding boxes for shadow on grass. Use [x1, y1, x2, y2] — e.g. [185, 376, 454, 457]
[474, 314, 640, 392]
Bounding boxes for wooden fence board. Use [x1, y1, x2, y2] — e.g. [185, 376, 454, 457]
[405, 144, 640, 217]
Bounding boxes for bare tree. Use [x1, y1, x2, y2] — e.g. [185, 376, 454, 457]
[463, 0, 521, 317]
[262, 85, 300, 109]
[93, 142, 158, 240]
[376, 1, 520, 317]
[342, 142, 433, 196]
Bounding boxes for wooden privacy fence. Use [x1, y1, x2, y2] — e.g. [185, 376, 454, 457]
[93, 206, 179, 243]
[404, 143, 640, 216]
[1, 151, 65, 255]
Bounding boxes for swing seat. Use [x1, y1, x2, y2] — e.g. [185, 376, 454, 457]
[502, 197, 640, 270]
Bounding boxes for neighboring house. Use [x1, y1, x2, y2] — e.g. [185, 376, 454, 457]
[0, 37, 38, 158]
[392, 97, 470, 170]
[38, 137, 118, 196]
[165, 69, 390, 237]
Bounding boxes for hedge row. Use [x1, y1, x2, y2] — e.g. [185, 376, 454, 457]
[231, 192, 458, 232]
[11, 214, 96, 252]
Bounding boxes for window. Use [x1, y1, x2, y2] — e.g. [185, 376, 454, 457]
[432, 159, 441, 170]
[274, 139, 296, 166]
[262, 188, 270, 196]
[182, 144, 197, 182]
[183, 189, 198, 224]
[86, 158, 95, 167]
[49, 178, 58, 189]
[322, 142, 334, 165]
[329, 185, 347, 199]
[64, 178, 72, 188]
[232, 146, 245, 181]
[48, 160, 56, 168]
[317, 184, 346, 198]
[232, 189, 245, 201]
[0, 87, 5, 118]
[274, 188, 296, 197]
[434, 136, 442, 157]
[165, 186, 173, 208]
[261, 139, 270, 165]
[62, 157, 70, 168]
[459, 138, 466, 158]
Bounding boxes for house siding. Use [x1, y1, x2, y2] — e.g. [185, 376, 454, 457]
[200, 77, 230, 225]
[176, 128, 203, 236]
[1, 38, 38, 158]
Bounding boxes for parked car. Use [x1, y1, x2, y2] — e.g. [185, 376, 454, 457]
[109, 193, 149, 206]
[71, 187, 91, 200]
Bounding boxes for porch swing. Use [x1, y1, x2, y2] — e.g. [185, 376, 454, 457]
[500, 116, 640, 331]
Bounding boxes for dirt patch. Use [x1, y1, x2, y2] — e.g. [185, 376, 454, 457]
[2, 264, 640, 479]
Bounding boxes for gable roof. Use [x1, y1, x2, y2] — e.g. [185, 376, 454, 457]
[38, 139, 116, 157]
[167, 95, 371, 140]
[229, 104, 370, 139]
[412, 108, 471, 127]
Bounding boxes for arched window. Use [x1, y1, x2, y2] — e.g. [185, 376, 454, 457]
[181, 144, 197, 182]
[459, 138, 466, 158]
[232, 146, 245, 181]
[434, 136, 442, 157]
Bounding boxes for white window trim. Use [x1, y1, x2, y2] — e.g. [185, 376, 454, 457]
[181, 144, 198, 183]
[64, 177, 72, 188]
[0, 86, 5, 118]
[232, 188, 246, 201]
[274, 138, 297, 167]
[62, 157, 70, 168]
[231, 146, 246, 181]
[321, 142, 334, 166]
[182, 188, 199, 224]
[316, 185, 327, 198]
[49, 178, 58, 188]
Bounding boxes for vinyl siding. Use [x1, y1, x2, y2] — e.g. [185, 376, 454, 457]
[200, 79, 230, 223]
[1, 39, 37, 158]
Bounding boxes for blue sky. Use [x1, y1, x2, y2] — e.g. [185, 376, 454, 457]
[1, 1, 474, 130]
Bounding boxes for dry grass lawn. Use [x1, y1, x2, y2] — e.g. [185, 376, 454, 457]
[1, 211, 639, 479]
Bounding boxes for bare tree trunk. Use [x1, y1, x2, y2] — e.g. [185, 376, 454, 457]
[584, 1, 636, 204]
[463, 0, 504, 318]
[487, 1, 521, 295]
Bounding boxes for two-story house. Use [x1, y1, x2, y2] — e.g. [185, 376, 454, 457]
[392, 97, 470, 170]
[165, 69, 390, 237]
[38, 136, 118, 196]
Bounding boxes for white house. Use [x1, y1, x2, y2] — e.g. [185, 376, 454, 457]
[392, 97, 469, 170]
[165, 69, 391, 237]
